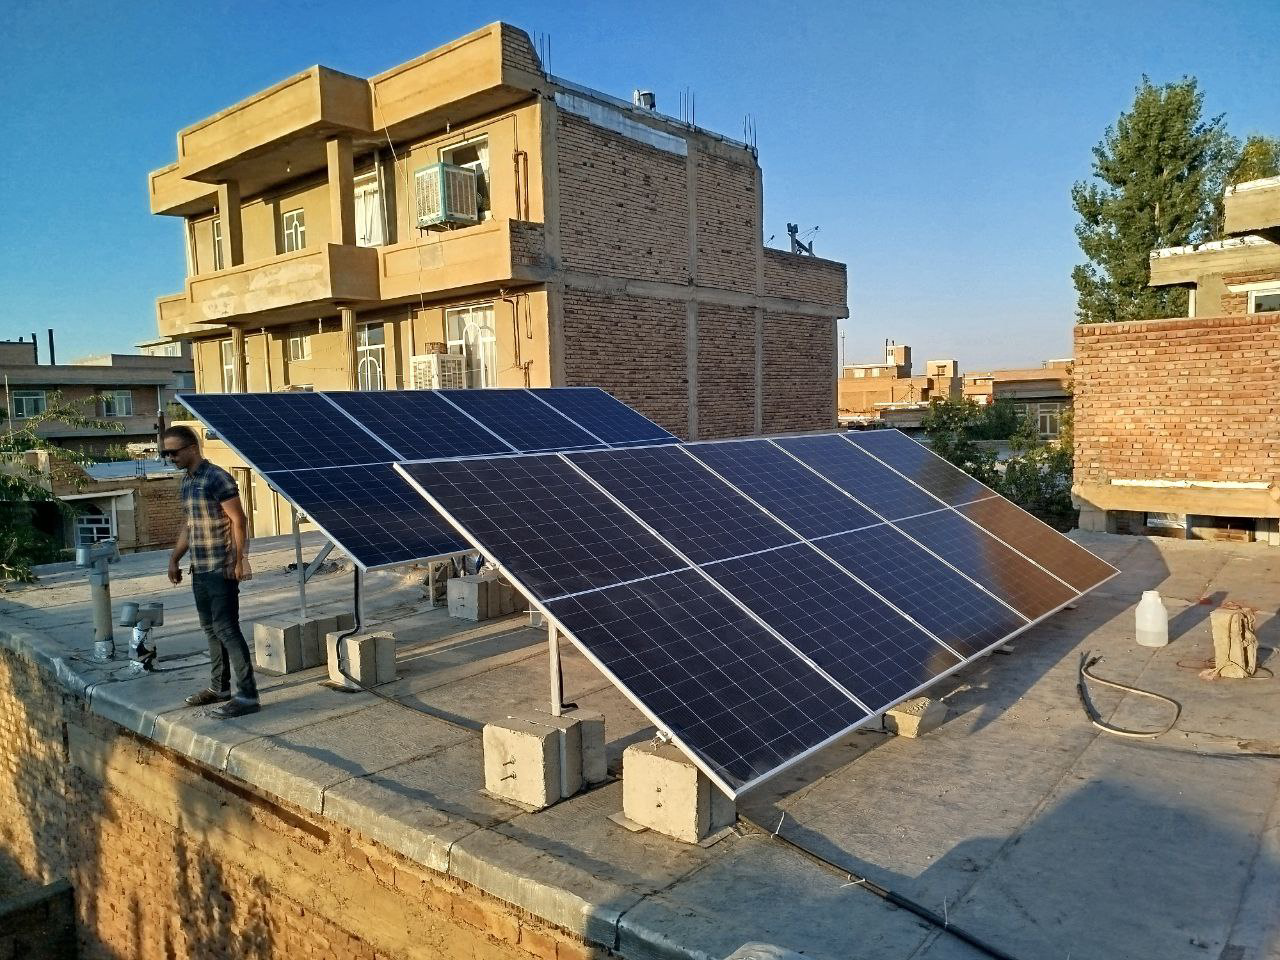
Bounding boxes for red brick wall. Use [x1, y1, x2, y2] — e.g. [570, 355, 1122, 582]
[1073, 315, 1280, 485]
[556, 114, 689, 284]
[763, 250, 847, 307]
[137, 480, 184, 551]
[695, 153, 757, 294]
[561, 291, 688, 437]
[696, 305, 757, 439]
[762, 314, 836, 434]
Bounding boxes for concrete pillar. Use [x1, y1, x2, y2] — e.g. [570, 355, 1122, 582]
[327, 136, 356, 247]
[340, 308, 358, 390]
[216, 180, 245, 266]
[230, 327, 247, 393]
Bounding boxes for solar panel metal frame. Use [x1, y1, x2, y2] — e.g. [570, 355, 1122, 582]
[397, 436, 1119, 798]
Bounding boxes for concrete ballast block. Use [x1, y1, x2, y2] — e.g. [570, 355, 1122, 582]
[253, 619, 304, 673]
[884, 696, 948, 738]
[622, 741, 735, 843]
[448, 573, 493, 621]
[326, 631, 395, 689]
[572, 710, 607, 784]
[483, 718, 561, 809]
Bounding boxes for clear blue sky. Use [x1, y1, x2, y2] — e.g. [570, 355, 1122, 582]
[2, 1, 1276, 371]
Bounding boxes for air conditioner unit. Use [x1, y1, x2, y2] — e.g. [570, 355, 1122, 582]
[415, 163, 479, 229]
[411, 352, 468, 390]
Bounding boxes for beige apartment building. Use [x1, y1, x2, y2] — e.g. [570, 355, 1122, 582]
[1072, 175, 1280, 543]
[149, 23, 847, 536]
[837, 343, 960, 428]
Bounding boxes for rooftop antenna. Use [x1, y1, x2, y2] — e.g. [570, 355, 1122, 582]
[788, 223, 816, 256]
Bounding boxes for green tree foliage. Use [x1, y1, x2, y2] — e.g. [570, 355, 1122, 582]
[1229, 134, 1280, 186]
[0, 392, 121, 585]
[1072, 77, 1235, 324]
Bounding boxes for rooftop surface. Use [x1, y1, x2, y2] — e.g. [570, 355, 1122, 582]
[2, 532, 1278, 960]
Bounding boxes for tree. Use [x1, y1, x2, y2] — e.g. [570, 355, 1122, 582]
[920, 396, 1003, 486]
[0, 392, 120, 585]
[1072, 77, 1235, 324]
[1229, 134, 1280, 186]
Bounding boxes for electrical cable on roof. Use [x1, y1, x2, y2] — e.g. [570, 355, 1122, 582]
[738, 814, 1023, 960]
[1075, 652, 1180, 739]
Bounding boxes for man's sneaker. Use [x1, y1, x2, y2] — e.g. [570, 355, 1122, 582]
[211, 697, 261, 719]
[185, 688, 232, 707]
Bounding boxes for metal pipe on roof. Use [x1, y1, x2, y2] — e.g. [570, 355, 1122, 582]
[47, 328, 55, 365]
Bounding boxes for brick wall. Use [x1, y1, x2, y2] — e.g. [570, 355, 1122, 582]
[509, 221, 547, 268]
[561, 291, 688, 436]
[501, 25, 542, 75]
[137, 479, 185, 551]
[1073, 315, 1280, 485]
[695, 305, 757, 439]
[1220, 270, 1280, 315]
[556, 114, 689, 284]
[695, 153, 757, 293]
[763, 314, 836, 434]
[0, 647, 611, 960]
[763, 250, 847, 307]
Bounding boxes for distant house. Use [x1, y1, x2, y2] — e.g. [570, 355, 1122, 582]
[963, 359, 1072, 440]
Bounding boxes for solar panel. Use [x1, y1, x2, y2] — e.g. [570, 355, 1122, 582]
[326, 390, 513, 461]
[957, 496, 1117, 592]
[438, 388, 602, 453]
[894, 510, 1077, 620]
[534, 388, 679, 447]
[567, 446, 797, 565]
[772, 434, 942, 520]
[179, 392, 394, 471]
[686, 439, 880, 538]
[545, 569, 869, 790]
[845, 430, 994, 506]
[704, 544, 961, 711]
[268, 464, 469, 569]
[397, 456, 686, 599]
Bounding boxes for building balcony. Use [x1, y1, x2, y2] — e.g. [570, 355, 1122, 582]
[1224, 175, 1280, 241]
[378, 219, 547, 303]
[1149, 235, 1280, 286]
[181, 244, 380, 327]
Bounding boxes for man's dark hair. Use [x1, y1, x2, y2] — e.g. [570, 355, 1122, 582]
[161, 425, 200, 447]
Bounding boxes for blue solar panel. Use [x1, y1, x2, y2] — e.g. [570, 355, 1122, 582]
[546, 569, 868, 790]
[326, 390, 513, 461]
[772, 435, 943, 520]
[819, 525, 1027, 657]
[845, 430, 994, 506]
[534, 388, 679, 446]
[568, 445, 797, 565]
[686, 439, 880, 538]
[179, 392, 393, 471]
[439, 389, 601, 453]
[397, 456, 685, 599]
[894, 510, 1076, 619]
[704, 544, 961, 711]
[268, 464, 469, 569]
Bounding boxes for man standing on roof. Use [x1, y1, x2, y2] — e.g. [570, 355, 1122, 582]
[162, 425, 260, 718]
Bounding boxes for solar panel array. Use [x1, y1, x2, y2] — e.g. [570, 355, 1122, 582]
[398, 431, 1117, 797]
[177, 388, 679, 569]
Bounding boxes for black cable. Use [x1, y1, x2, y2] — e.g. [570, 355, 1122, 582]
[739, 814, 1022, 960]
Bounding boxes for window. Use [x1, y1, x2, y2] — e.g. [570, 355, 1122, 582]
[1249, 289, 1280, 314]
[441, 137, 490, 218]
[287, 332, 311, 362]
[102, 390, 133, 417]
[281, 208, 306, 253]
[11, 390, 46, 419]
[220, 339, 236, 392]
[445, 303, 497, 388]
[212, 218, 224, 271]
[354, 173, 384, 247]
[356, 323, 385, 391]
[75, 508, 114, 548]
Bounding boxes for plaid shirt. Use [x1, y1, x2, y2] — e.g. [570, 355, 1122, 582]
[181, 460, 239, 574]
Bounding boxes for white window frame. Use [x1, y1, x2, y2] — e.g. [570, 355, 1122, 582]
[353, 172, 385, 247]
[212, 218, 225, 271]
[445, 302, 497, 389]
[440, 136, 491, 219]
[220, 339, 235, 392]
[75, 509, 115, 548]
[287, 332, 311, 362]
[11, 389, 47, 419]
[281, 208, 306, 254]
[1248, 288, 1280, 314]
[356, 323, 386, 391]
[102, 390, 133, 417]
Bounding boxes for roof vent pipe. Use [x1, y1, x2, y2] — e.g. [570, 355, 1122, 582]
[31, 332, 38, 364]
[632, 90, 656, 110]
[47, 328, 55, 366]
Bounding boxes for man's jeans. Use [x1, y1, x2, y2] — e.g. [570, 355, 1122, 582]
[192, 573, 258, 702]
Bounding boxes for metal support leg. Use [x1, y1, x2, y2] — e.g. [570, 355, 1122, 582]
[293, 508, 307, 620]
[548, 622, 563, 717]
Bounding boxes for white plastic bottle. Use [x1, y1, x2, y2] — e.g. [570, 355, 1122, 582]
[1135, 590, 1169, 647]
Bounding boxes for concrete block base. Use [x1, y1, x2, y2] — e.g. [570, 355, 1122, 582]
[254, 614, 356, 673]
[448, 572, 529, 621]
[884, 697, 948, 738]
[483, 709, 605, 810]
[326, 631, 396, 690]
[622, 741, 735, 844]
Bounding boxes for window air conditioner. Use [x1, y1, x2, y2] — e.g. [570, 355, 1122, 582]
[415, 163, 479, 229]
[410, 353, 468, 390]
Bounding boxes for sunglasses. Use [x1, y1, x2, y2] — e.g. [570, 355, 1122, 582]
[160, 443, 194, 459]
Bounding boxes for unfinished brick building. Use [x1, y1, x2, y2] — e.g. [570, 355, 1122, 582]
[148, 23, 847, 537]
[1072, 175, 1280, 543]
